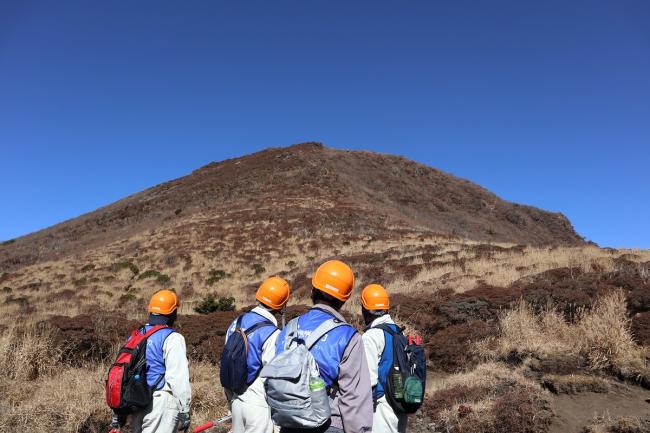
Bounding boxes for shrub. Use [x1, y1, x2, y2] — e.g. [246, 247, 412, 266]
[109, 261, 139, 275]
[5, 295, 29, 308]
[73, 277, 87, 287]
[286, 260, 297, 268]
[207, 269, 229, 286]
[138, 270, 171, 285]
[119, 293, 138, 304]
[157, 274, 171, 285]
[2, 287, 11, 294]
[1, 239, 16, 246]
[194, 295, 236, 314]
[80, 264, 95, 272]
[252, 263, 266, 276]
[138, 269, 161, 280]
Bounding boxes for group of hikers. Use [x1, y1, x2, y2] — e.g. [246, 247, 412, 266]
[106, 260, 426, 433]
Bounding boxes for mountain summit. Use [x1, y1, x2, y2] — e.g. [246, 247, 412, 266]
[0, 142, 583, 271]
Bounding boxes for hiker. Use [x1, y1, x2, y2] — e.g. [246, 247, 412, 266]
[108, 289, 191, 433]
[361, 284, 426, 433]
[269, 260, 373, 433]
[360, 284, 406, 433]
[221, 277, 291, 433]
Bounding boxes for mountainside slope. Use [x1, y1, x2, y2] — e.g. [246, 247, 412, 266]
[0, 142, 583, 271]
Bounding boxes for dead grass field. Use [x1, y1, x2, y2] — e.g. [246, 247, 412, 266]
[1, 233, 650, 433]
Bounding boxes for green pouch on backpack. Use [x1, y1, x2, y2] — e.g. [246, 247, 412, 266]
[403, 376, 424, 404]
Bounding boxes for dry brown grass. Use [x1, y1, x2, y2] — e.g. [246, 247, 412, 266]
[2, 227, 650, 433]
[476, 290, 648, 379]
[582, 415, 650, 433]
[427, 361, 551, 433]
[3, 225, 650, 325]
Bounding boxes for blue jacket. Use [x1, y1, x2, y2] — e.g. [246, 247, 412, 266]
[226, 310, 277, 384]
[276, 307, 357, 387]
[141, 325, 176, 390]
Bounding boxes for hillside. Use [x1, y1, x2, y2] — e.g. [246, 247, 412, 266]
[0, 142, 583, 272]
[1, 143, 650, 433]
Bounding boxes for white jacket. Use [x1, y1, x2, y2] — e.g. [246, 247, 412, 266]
[362, 314, 396, 390]
[160, 332, 192, 413]
[362, 314, 407, 433]
[226, 306, 280, 407]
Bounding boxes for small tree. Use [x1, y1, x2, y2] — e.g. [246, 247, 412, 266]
[194, 295, 236, 314]
[252, 263, 266, 276]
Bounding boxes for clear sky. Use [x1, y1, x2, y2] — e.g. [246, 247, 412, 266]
[1, 1, 649, 248]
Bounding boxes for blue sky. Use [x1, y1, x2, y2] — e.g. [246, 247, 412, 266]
[1, 1, 649, 248]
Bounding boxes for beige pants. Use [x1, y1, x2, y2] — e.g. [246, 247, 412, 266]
[231, 399, 274, 433]
[131, 390, 181, 433]
[373, 397, 407, 433]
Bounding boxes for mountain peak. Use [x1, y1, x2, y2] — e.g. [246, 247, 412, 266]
[0, 144, 584, 271]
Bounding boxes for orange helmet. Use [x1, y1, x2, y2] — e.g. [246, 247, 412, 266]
[361, 284, 390, 310]
[256, 276, 291, 310]
[148, 289, 179, 315]
[312, 260, 354, 302]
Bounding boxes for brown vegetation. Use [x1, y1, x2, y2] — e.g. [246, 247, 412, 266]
[1, 145, 649, 432]
[0, 142, 584, 273]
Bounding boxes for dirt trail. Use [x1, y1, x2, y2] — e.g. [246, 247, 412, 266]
[549, 385, 650, 433]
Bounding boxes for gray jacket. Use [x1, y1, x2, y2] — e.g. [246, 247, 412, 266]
[313, 304, 373, 433]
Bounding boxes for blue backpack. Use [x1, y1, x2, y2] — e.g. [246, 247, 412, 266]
[376, 324, 426, 414]
[220, 315, 275, 394]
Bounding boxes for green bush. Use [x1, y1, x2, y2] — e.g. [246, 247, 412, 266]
[194, 295, 236, 314]
[1, 239, 16, 246]
[72, 277, 87, 287]
[207, 269, 229, 286]
[252, 263, 266, 276]
[286, 260, 297, 268]
[110, 261, 139, 275]
[6, 295, 29, 307]
[138, 269, 161, 280]
[2, 287, 12, 294]
[81, 264, 95, 272]
[138, 270, 171, 285]
[119, 293, 138, 304]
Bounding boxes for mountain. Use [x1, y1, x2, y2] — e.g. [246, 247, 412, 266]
[0, 142, 583, 271]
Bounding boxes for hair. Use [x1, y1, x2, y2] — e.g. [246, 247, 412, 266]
[311, 287, 344, 311]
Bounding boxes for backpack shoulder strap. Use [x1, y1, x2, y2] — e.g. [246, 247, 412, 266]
[305, 318, 349, 349]
[143, 324, 168, 338]
[375, 323, 401, 336]
[235, 315, 244, 330]
[244, 320, 275, 335]
[282, 318, 300, 351]
[124, 325, 168, 350]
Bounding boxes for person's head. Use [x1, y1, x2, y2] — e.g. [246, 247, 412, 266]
[256, 276, 291, 312]
[361, 284, 390, 326]
[148, 289, 179, 326]
[310, 260, 354, 311]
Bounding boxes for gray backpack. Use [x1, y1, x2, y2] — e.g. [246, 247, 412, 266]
[260, 318, 346, 429]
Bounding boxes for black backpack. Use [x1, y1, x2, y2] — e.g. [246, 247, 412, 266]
[220, 315, 275, 394]
[376, 324, 426, 414]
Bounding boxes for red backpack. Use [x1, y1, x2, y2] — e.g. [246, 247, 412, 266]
[106, 325, 167, 413]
